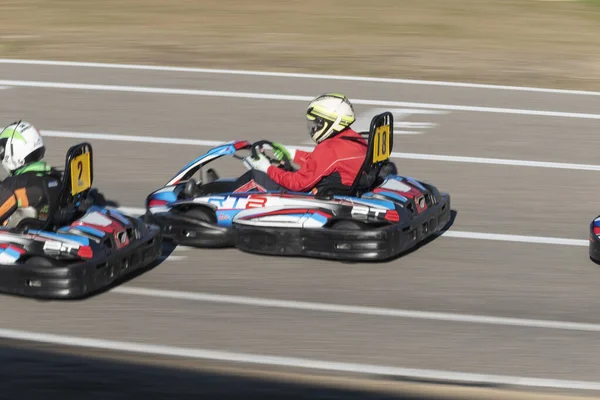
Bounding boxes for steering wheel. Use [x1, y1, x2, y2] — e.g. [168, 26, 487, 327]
[250, 140, 295, 172]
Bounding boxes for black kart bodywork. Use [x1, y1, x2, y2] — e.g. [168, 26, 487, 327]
[589, 216, 600, 263]
[0, 143, 161, 299]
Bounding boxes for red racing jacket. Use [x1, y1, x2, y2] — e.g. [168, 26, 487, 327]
[267, 129, 367, 192]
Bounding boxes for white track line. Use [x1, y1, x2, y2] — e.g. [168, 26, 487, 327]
[3, 80, 600, 120]
[113, 286, 600, 332]
[0, 327, 598, 391]
[1, 58, 599, 97]
[441, 231, 588, 247]
[391, 130, 423, 135]
[42, 130, 225, 147]
[113, 206, 590, 247]
[388, 152, 600, 172]
[42, 130, 600, 172]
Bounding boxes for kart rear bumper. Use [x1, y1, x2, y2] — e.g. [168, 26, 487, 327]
[0, 224, 162, 299]
[234, 194, 451, 261]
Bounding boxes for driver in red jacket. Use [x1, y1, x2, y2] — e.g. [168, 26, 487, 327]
[238, 93, 367, 193]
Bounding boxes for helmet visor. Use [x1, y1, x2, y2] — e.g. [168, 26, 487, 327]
[0, 138, 6, 161]
[306, 116, 324, 137]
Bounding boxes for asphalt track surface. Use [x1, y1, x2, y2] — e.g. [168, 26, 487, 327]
[1, 60, 600, 398]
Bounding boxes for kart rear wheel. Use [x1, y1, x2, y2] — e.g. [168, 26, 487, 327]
[24, 256, 66, 267]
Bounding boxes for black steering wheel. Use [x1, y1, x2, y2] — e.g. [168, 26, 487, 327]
[250, 140, 295, 172]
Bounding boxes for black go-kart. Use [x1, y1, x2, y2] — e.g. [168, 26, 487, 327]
[0, 142, 161, 299]
[145, 112, 451, 261]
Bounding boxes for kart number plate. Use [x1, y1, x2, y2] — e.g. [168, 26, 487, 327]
[372, 124, 391, 163]
[70, 152, 92, 195]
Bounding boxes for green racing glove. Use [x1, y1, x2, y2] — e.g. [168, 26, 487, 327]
[271, 142, 296, 162]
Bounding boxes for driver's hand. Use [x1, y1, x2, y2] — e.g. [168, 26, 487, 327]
[242, 153, 271, 173]
[272, 142, 296, 162]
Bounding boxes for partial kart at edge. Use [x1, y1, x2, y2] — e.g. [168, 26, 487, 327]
[0, 208, 161, 299]
[145, 112, 452, 262]
[589, 216, 600, 263]
[0, 142, 161, 299]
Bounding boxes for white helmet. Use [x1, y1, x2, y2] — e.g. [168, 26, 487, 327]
[306, 93, 355, 143]
[0, 121, 45, 175]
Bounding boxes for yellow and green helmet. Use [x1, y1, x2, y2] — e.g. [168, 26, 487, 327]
[306, 93, 355, 144]
[0, 121, 45, 175]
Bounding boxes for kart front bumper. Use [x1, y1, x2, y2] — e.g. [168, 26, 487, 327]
[234, 193, 451, 261]
[589, 218, 600, 263]
[0, 224, 162, 299]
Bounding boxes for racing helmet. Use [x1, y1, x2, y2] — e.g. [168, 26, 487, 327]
[306, 93, 355, 143]
[0, 121, 45, 175]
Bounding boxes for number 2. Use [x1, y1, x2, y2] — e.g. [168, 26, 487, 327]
[77, 161, 83, 180]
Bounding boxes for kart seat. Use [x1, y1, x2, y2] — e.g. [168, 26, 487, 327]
[315, 112, 394, 199]
[15, 143, 94, 232]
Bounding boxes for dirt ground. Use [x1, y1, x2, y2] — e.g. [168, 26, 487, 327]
[1, 0, 600, 89]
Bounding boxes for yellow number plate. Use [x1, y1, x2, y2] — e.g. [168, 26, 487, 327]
[70, 152, 91, 195]
[372, 124, 391, 163]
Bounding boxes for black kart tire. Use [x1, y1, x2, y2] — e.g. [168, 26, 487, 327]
[24, 256, 66, 267]
[181, 208, 217, 224]
[330, 220, 368, 231]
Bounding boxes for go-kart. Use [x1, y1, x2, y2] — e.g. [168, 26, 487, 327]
[0, 142, 161, 299]
[589, 217, 600, 263]
[145, 112, 451, 261]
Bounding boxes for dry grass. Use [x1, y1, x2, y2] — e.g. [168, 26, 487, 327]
[1, 0, 600, 89]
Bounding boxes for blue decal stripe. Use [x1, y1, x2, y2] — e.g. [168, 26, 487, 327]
[72, 225, 107, 238]
[105, 209, 130, 225]
[88, 205, 106, 213]
[206, 145, 235, 156]
[4, 247, 22, 259]
[311, 213, 329, 224]
[174, 158, 205, 177]
[374, 190, 408, 203]
[28, 230, 89, 245]
[154, 191, 178, 202]
[405, 176, 427, 191]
